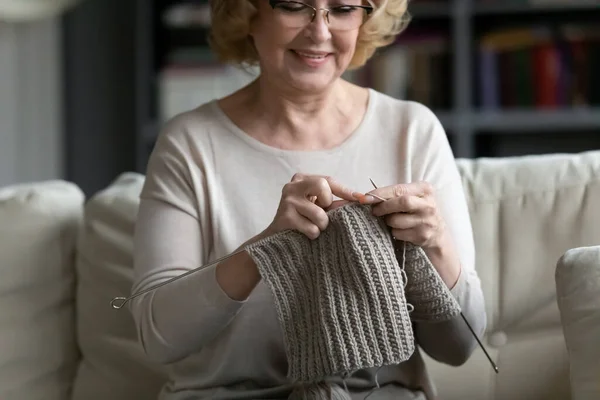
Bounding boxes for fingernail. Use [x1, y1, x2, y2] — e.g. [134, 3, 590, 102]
[357, 194, 376, 204]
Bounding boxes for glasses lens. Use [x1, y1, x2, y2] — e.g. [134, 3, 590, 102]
[272, 2, 370, 31]
[272, 2, 314, 28]
[328, 6, 368, 31]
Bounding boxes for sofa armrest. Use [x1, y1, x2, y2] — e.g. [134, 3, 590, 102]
[555, 246, 600, 400]
[0, 180, 84, 400]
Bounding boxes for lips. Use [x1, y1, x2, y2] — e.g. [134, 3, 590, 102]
[293, 50, 331, 59]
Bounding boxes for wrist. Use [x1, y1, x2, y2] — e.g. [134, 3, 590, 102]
[216, 243, 262, 302]
[423, 230, 461, 289]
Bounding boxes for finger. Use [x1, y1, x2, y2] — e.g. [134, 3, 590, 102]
[384, 213, 422, 231]
[390, 228, 417, 244]
[299, 176, 347, 208]
[291, 172, 306, 183]
[294, 199, 329, 232]
[324, 176, 359, 202]
[363, 181, 434, 204]
[326, 199, 350, 211]
[282, 207, 322, 240]
[286, 176, 331, 208]
[289, 174, 358, 205]
[355, 192, 385, 205]
[304, 177, 334, 208]
[372, 195, 428, 217]
[391, 227, 435, 247]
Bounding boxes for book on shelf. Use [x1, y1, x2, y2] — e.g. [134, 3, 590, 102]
[344, 30, 452, 110]
[477, 24, 600, 110]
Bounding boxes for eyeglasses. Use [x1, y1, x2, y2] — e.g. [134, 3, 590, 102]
[268, 0, 374, 31]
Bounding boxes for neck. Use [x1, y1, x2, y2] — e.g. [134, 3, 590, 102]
[256, 74, 342, 117]
[246, 74, 357, 149]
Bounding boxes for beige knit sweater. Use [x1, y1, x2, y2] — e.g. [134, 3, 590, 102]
[130, 90, 487, 400]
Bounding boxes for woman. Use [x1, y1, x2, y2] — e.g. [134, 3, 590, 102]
[130, 0, 487, 399]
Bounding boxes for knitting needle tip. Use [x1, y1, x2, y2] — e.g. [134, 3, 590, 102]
[460, 312, 499, 374]
[369, 177, 378, 189]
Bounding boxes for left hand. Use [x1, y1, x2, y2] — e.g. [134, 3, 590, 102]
[359, 181, 445, 250]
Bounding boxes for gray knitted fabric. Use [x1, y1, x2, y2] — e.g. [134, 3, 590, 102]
[245, 202, 460, 388]
[395, 241, 462, 322]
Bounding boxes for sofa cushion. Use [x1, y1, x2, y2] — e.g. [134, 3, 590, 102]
[423, 150, 600, 400]
[71, 173, 167, 400]
[0, 180, 84, 400]
[556, 246, 600, 400]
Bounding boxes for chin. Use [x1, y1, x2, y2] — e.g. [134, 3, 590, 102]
[287, 74, 338, 94]
[283, 50, 345, 92]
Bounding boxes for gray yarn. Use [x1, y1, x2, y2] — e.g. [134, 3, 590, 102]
[398, 241, 461, 322]
[246, 202, 461, 398]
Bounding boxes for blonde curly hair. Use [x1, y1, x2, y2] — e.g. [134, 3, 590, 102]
[208, 0, 411, 69]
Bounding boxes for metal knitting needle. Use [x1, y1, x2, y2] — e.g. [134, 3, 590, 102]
[368, 178, 499, 374]
[364, 178, 387, 201]
[460, 313, 499, 373]
[112, 188, 383, 309]
[110, 248, 246, 310]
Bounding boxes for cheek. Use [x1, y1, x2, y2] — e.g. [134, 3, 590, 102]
[334, 33, 359, 63]
[252, 30, 296, 63]
[250, 14, 288, 60]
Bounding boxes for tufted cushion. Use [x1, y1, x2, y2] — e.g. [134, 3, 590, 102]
[424, 150, 600, 400]
[0, 180, 83, 400]
[556, 246, 600, 400]
[71, 173, 168, 400]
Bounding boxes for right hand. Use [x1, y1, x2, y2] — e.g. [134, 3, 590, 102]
[264, 173, 359, 240]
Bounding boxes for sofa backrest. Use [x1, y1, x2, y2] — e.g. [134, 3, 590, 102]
[0, 181, 84, 400]
[423, 150, 600, 400]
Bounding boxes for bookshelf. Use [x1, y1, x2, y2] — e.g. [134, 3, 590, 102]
[133, 0, 600, 172]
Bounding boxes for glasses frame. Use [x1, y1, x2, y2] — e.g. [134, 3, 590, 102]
[268, 0, 374, 29]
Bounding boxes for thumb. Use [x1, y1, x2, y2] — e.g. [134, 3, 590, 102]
[326, 200, 350, 211]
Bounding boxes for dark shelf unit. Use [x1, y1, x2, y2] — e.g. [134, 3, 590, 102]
[132, 0, 600, 173]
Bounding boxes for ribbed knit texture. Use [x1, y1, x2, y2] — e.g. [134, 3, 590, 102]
[397, 242, 462, 322]
[245, 202, 462, 398]
[247, 203, 415, 384]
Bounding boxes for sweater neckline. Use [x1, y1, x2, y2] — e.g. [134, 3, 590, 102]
[208, 88, 377, 158]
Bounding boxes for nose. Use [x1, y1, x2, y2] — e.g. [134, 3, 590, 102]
[305, 9, 332, 43]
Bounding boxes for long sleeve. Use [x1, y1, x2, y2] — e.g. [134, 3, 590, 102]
[129, 125, 246, 364]
[407, 104, 487, 365]
[413, 182, 487, 366]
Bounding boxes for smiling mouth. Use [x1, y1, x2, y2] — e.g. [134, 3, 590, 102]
[292, 50, 331, 59]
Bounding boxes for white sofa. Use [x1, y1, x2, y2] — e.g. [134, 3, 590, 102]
[1, 151, 599, 400]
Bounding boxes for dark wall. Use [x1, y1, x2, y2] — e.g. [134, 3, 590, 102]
[63, 0, 136, 198]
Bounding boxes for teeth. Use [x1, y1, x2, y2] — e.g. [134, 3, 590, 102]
[296, 51, 326, 59]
